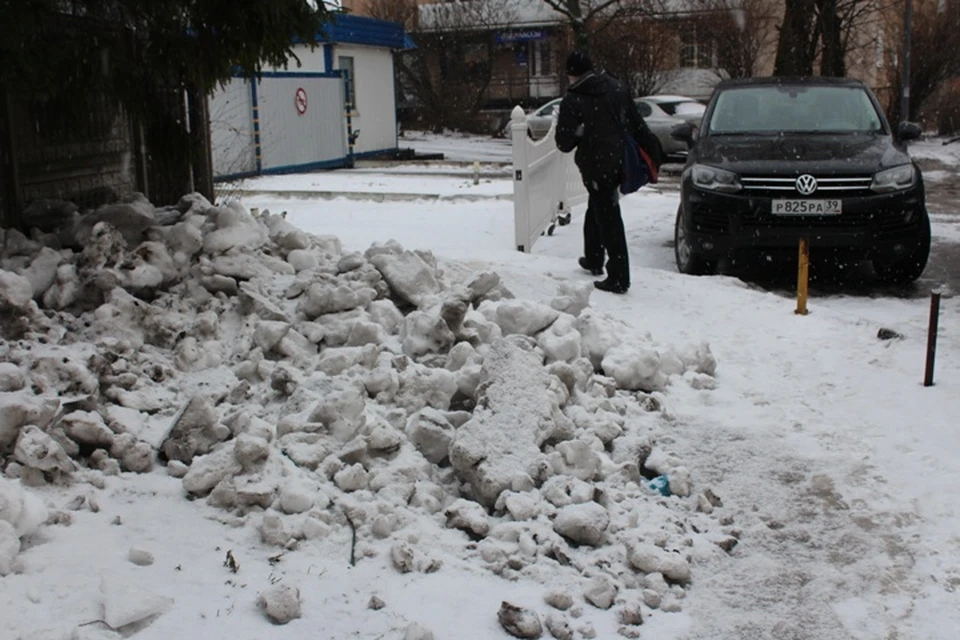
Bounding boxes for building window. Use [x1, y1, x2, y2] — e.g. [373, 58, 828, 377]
[679, 24, 715, 69]
[464, 43, 489, 82]
[514, 43, 529, 68]
[339, 56, 355, 106]
[538, 41, 552, 77]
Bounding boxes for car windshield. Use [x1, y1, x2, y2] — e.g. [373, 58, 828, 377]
[707, 85, 885, 135]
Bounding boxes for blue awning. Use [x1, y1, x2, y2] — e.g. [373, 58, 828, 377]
[319, 14, 410, 50]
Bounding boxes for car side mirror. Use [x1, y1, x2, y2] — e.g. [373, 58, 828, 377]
[671, 122, 696, 145]
[897, 121, 922, 141]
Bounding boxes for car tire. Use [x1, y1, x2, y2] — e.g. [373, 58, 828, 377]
[675, 206, 716, 275]
[872, 208, 931, 284]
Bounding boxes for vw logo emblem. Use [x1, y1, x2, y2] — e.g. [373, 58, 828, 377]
[796, 174, 818, 195]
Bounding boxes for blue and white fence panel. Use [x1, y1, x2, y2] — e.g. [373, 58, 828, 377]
[210, 72, 349, 181]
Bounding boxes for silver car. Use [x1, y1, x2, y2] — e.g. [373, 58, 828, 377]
[635, 95, 706, 160]
[520, 94, 705, 160]
[524, 98, 563, 139]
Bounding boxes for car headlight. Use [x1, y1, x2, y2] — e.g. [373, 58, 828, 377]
[871, 165, 916, 193]
[690, 164, 742, 193]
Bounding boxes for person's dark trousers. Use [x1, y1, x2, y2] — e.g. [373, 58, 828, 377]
[582, 199, 605, 270]
[585, 179, 630, 288]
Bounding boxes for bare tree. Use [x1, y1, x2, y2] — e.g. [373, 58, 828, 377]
[774, 0, 820, 75]
[592, 18, 673, 96]
[365, 0, 417, 25]
[774, 0, 885, 77]
[543, 0, 662, 50]
[369, 0, 520, 131]
[886, 0, 960, 124]
[819, 0, 885, 76]
[695, 0, 779, 78]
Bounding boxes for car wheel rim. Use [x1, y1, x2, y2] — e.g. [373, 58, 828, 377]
[676, 217, 691, 268]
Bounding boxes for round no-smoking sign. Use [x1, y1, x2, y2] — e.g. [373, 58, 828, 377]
[295, 87, 308, 116]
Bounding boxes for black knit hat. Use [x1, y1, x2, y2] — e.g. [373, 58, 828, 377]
[565, 50, 593, 77]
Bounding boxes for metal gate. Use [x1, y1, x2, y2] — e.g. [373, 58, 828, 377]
[210, 72, 348, 181]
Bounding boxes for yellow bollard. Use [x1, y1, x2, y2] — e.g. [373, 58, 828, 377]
[795, 237, 809, 315]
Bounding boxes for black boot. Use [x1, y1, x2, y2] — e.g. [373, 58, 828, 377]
[578, 257, 603, 276]
[594, 278, 629, 294]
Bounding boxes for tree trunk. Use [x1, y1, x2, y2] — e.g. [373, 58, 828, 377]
[548, 0, 590, 50]
[774, 0, 817, 76]
[572, 21, 591, 50]
[187, 81, 214, 202]
[818, 0, 845, 76]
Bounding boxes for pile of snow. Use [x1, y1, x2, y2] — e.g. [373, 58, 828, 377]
[0, 476, 47, 575]
[0, 192, 731, 636]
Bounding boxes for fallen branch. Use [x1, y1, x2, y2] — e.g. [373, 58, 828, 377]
[343, 508, 357, 567]
[78, 620, 118, 631]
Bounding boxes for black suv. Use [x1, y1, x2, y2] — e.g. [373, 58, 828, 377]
[672, 77, 930, 283]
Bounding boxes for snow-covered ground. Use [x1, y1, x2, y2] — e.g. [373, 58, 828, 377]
[398, 131, 514, 163]
[1, 133, 959, 640]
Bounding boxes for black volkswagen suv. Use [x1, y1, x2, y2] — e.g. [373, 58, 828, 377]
[672, 77, 930, 283]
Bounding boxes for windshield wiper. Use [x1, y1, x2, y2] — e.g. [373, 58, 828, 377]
[775, 130, 865, 135]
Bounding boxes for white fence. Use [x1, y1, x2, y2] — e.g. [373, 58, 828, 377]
[511, 105, 588, 252]
[209, 78, 257, 179]
[257, 74, 348, 174]
[209, 73, 349, 181]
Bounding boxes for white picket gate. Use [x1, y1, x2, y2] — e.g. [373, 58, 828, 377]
[510, 105, 588, 252]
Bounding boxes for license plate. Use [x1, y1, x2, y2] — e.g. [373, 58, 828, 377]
[772, 199, 842, 215]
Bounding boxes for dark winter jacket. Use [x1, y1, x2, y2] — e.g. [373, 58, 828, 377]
[555, 72, 651, 186]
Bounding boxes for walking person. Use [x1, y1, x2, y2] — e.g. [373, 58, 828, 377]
[555, 50, 650, 294]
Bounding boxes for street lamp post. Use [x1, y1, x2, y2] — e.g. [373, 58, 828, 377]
[901, 0, 912, 122]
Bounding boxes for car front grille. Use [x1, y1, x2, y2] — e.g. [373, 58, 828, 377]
[739, 208, 916, 233]
[741, 175, 873, 195]
[690, 200, 920, 237]
[691, 207, 730, 233]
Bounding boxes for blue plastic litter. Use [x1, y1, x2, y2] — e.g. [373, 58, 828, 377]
[649, 475, 671, 497]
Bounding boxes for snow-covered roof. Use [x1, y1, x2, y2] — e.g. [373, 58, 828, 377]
[417, 0, 724, 32]
[418, 0, 565, 31]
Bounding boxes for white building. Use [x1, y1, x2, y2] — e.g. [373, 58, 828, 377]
[209, 14, 412, 181]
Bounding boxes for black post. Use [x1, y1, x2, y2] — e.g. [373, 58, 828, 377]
[131, 119, 149, 198]
[924, 290, 941, 387]
[901, 0, 912, 122]
[0, 89, 23, 229]
[187, 81, 214, 202]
